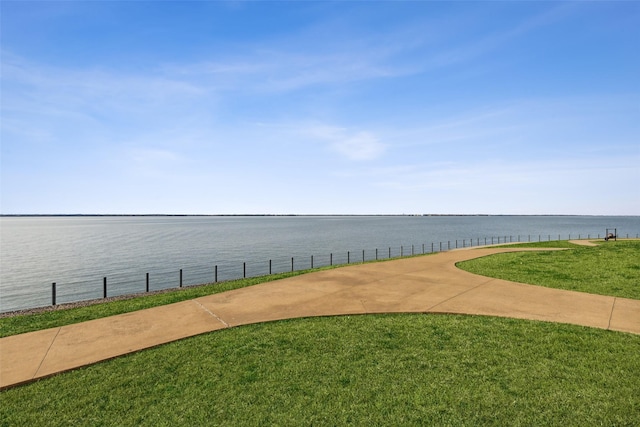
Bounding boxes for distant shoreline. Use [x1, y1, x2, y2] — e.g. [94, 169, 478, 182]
[1, 214, 635, 218]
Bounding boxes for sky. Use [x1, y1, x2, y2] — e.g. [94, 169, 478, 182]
[1, 1, 638, 215]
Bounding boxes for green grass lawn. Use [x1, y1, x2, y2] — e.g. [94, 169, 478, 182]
[2, 240, 639, 426]
[457, 240, 640, 300]
[1, 314, 639, 426]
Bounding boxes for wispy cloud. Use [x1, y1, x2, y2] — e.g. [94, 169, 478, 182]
[290, 123, 386, 161]
[421, 3, 577, 71]
[2, 2, 637, 215]
[344, 154, 640, 214]
[2, 53, 205, 117]
[163, 46, 412, 95]
[330, 131, 385, 161]
[1, 51, 215, 163]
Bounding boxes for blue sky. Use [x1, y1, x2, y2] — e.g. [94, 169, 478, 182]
[1, 1, 638, 215]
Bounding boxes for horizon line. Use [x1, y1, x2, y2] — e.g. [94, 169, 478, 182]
[1, 213, 637, 218]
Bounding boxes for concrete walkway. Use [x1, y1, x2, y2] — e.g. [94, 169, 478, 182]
[2, 244, 639, 389]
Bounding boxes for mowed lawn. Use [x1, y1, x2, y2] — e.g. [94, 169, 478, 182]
[1, 240, 639, 426]
[456, 240, 640, 300]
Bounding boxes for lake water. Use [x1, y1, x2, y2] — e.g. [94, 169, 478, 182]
[1, 215, 638, 313]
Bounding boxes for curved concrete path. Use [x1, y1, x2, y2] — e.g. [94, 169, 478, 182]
[2, 244, 639, 389]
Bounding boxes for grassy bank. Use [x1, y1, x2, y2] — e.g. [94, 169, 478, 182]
[457, 240, 640, 300]
[0, 242, 640, 426]
[2, 314, 638, 426]
[2, 240, 639, 425]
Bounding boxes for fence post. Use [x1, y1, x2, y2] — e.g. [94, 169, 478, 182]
[243, 263, 246, 278]
[36, 228, 624, 310]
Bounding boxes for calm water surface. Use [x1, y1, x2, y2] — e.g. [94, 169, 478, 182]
[1, 215, 638, 313]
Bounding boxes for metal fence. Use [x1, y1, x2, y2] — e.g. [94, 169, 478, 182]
[38, 232, 639, 309]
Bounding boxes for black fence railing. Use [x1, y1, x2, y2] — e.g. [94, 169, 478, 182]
[14, 232, 640, 311]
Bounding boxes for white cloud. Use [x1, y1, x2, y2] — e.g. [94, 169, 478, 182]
[1, 53, 208, 132]
[163, 47, 410, 95]
[292, 123, 386, 161]
[2, 3, 637, 216]
[331, 131, 385, 161]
